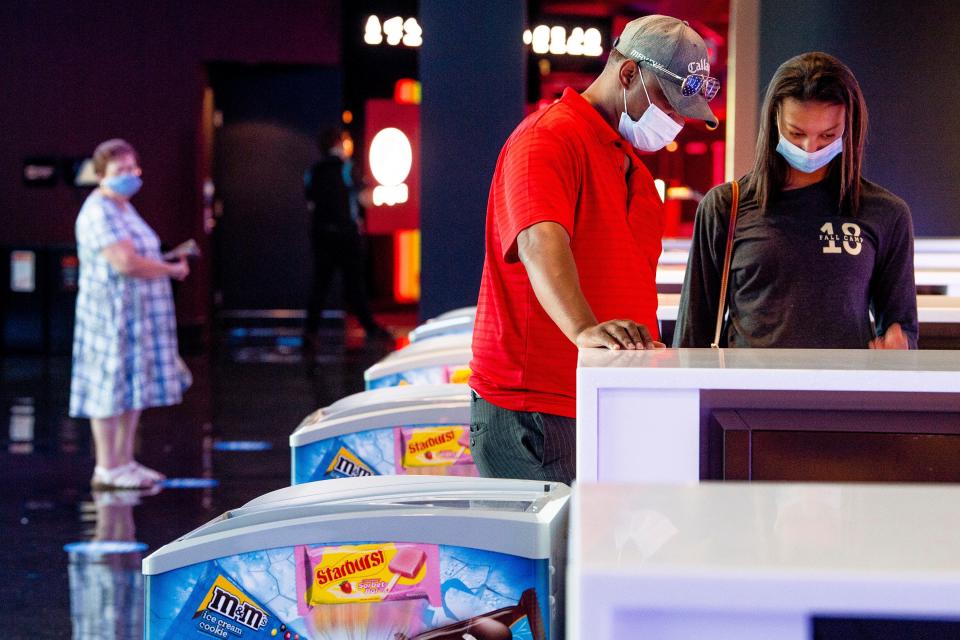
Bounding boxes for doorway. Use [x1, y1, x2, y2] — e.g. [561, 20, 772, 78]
[207, 64, 342, 313]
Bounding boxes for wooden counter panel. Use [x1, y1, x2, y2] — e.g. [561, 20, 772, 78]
[711, 410, 960, 482]
[749, 431, 960, 482]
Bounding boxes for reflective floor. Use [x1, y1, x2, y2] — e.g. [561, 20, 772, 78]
[6, 323, 951, 639]
[3, 326, 400, 638]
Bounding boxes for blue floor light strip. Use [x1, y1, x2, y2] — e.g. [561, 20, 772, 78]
[64, 541, 149, 555]
[213, 440, 273, 452]
[161, 478, 220, 489]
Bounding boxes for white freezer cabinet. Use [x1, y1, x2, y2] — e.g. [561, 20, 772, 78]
[409, 307, 477, 343]
[365, 333, 472, 389]
[144, 476, 570, 640]
[290, 384, 477, 484]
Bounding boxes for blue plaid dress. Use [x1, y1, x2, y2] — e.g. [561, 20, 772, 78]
[69, 191, 191, 419]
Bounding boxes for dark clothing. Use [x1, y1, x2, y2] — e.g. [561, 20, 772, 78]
[305, 157, 355, 232]
[674, 176, 918, 348]
[306, 229, 378, 333]
[304, 157, 378, 334]
[469, 391, 576, 485]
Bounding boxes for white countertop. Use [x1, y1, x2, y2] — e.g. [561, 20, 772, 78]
[577, 348, 959, 485]
[659, 237, 960, 266]
[578, 348, 960, 393]
[658, 254, 960, 269]
[572, 482, 960, 577]
[916, 294, 960, 322]
[915, 237, 960, 252]
[661, 237, 960, 250]
[570, 482, 960, 616]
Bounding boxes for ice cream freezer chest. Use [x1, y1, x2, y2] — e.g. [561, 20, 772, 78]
[408, 315, 475, 343]
[290, 384, 477, 484]
[364, 334, 472, 389]
[143, 476, 569, 640]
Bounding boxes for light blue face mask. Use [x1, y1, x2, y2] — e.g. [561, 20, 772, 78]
[102, 174, 142, 198]
[776, 134, 843, 174]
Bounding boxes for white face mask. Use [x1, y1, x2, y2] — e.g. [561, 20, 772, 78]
[617, 70, 683, 152]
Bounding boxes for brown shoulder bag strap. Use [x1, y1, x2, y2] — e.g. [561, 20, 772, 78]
[711, 179, 740, 349]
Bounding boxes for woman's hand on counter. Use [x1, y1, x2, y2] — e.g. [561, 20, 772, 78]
[868, 323, 909, 350]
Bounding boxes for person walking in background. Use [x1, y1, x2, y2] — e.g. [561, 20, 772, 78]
[303, 127, 391, 351]
[469, 15, 720, 484]
[70, 138, 192, 490]
[673, 52, 917, 349]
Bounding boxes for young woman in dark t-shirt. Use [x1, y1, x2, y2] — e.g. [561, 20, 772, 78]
[675, 52, 917, 349]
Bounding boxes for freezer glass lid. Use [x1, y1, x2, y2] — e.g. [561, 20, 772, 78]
[371, 498, 535, 512]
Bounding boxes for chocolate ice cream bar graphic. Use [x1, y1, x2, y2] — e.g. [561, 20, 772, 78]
[403, 588, 546, 640]
[385, 546, 427, 592]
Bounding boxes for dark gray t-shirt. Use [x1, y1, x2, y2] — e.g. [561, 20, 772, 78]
[673, 176, 918, 348]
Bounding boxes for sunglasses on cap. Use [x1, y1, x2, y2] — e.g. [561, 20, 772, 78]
[633, 53, 720, 101]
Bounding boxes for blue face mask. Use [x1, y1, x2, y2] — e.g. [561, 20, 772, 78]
[102, 174, 142, 198]
[776, 134, 843, 174]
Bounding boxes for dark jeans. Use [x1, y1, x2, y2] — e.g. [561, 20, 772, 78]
[469, 392, 576, 485]
[305, 228, 378, 334]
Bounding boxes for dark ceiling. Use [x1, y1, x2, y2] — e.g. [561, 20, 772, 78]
[538, 0, 730, 21]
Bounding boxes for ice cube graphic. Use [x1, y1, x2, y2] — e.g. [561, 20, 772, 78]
[344, 429, 396, 475]
[442, 583, 486, 620]
[482, 566, 526, 605]
[263, 550, 299, 621]
[219, 552, 280, 601]
[439, 556, 467, 582]
[476, 586, 516, 613]
[452, 561, 490, 590]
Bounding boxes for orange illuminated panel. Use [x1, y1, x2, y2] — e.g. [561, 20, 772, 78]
[394, 79, 422, 105]
[394, 229, 421, 303]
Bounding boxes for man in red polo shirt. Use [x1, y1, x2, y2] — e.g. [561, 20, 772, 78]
[468, 15, 719, 483]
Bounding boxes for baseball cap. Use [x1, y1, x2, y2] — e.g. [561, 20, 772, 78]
[613, 15, 719, 129]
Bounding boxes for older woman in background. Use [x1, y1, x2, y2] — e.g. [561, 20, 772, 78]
[70, 138, 191, 489]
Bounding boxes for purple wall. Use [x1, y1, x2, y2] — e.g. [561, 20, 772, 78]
[0, 0, 340, 324]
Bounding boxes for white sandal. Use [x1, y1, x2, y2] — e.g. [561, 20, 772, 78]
[91, 488, 144, 507]
[91, 463, 154, 490]
[130, 461, 166, 483]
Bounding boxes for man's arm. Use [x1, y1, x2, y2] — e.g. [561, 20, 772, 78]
[517, 221, 661, 350]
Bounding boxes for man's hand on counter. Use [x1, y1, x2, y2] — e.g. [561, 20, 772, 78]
[575, 320, 665, 350]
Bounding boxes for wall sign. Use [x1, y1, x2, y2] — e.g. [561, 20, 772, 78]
[364, 15, 422, 47]
[69, 157, 100, 187]
[524, 25, 604, 56]
[363, 15, 604, 56]
[23, 158, 58, 186]
[11, 251, 36, 293]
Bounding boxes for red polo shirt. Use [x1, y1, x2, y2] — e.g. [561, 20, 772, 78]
[469, 88, 664, 418]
